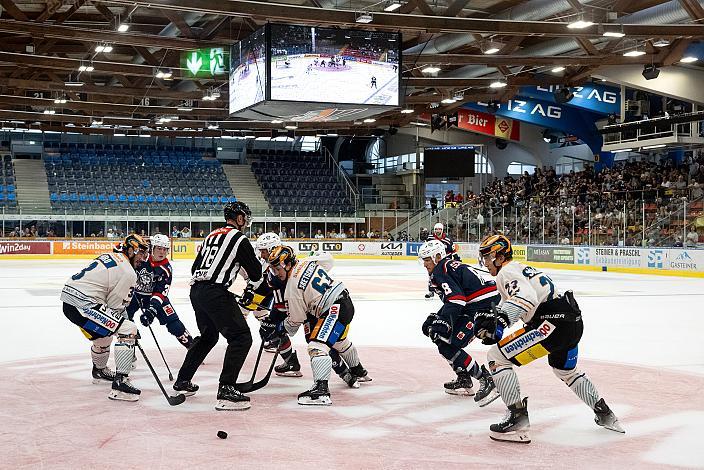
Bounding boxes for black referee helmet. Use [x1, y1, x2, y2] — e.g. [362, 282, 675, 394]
[224, 201, 252, 226]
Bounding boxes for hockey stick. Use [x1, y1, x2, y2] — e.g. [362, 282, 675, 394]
[136, 341, 186, 406]
[234, 340, 281, 393]
[147, 323, 173, 381]
[234, 293, 272, 312]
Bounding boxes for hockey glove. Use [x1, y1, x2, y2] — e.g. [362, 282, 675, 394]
[429, 318, 452, 344]
[140, 306, 156, 327]
[474, 309, 509, 345]
[238, 285, 260, 311]
[422, 313, 438, 337]
[259, 318, 285, 342]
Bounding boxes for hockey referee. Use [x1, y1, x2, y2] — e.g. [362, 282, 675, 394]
[173, 201, 262, 411]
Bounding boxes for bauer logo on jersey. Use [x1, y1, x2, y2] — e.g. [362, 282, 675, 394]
[500, 321, 555, 357]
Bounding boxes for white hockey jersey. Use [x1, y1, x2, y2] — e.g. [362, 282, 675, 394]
[283, 253, 344, 331]
[61, 252, 137, 317]
[495, 260, 560, 325]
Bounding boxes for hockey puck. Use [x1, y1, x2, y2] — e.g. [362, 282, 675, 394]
[217, 431, 228, 439]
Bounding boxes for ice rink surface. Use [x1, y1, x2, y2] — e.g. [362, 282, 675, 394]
[2, 257, 703, 469]
[270, 57, 398, 105]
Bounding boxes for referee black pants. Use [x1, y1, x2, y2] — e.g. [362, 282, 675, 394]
[177, 283, 252, 386]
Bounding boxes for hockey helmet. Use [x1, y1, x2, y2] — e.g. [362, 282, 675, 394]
[223, 201, 252, 227]
[433, 222, 444, 236]
[255, 232, 282, 252]
[479, 234, 513, 270]
[150, 234, 171, 249]
[418, 239, 446, 262]
[268, 245, 296, 272]
[120, 233, 149, 258]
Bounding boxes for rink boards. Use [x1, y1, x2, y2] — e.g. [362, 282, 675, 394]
[1, 239, 703, 277]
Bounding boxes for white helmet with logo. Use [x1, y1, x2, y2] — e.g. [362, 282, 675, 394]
[433, 223, 444, 235]
[150, 234, 170, 249]
[419, 239, 446, 261]
[255, 232, 282, 251]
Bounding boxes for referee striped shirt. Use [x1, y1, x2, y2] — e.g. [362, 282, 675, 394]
[191, 225, 261, 288]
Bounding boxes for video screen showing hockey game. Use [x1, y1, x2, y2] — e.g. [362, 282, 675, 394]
[269, 24, 400, 106]
[229, 26, 267, 114]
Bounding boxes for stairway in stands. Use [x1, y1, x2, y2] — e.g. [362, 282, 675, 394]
[222, 163, 271, 213]
[12, 159, 51, 213]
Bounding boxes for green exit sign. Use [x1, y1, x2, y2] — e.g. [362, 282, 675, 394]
[180, 48, 228, 77]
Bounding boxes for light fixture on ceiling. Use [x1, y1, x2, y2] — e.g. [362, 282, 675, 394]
[421, 66, 441, 74]
[78, 61, 94, 72]
[642, 64, 660, 80]
[680, 56, 698, 63]
[642, 144, 666, 150]
[363, 118, 376, 123]
[64, 78, 84, 87]
[489, 80, 507, 88]
[285, 124, 298, 130]
[652, 39, 670, 48]
[552, 66, 566, 73]
[356, 12, 373, 23]
[400, 108, 414, 114]
[114, 132, 126, 137]
[117, 23, 129, 32]
[176, 106, 192, 112]
[483, 41, 503, 55]
[441, 98, 456, 104]
[384, 2, 403, 12]
[484, 46, 500, 55]
[271, 119, 283, 124]
[95, 43, 113, 53]
[156, 69, 173, 79]
[53, 95, 67, 104]
[207, 123, 219, 130]
[611, 148, 633, 153]
[623, 42, 646, 57]
[602, 29, 625, 38]
[43, 109, 56, 115]
[92, 118, 103, 125]
[567, 19, 594, 29]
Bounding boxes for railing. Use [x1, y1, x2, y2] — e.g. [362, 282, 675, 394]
[322, 147, 360, 210]
[603, 119, 704, 146]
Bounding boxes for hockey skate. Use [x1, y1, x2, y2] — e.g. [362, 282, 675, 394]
[350, 364, 372, 383]
[490, 397, 530, 443]
[275, 351, 303, 377]
[425, 291, 435, 299]
[298, 380, 332, 406]
[108, 374, 141, 402]
[339, 369, 360, 388]
[594, 398, 625, 433]
[474, 366, 500, 407]
[215, 384, 251, 411]
[263, 339, 278, 353]
[444, 372, 474, 396]
[91, 364, 115, 384]
[173, 380, 199, 397]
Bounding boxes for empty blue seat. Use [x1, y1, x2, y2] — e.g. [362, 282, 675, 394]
[108, 195, 117, 203]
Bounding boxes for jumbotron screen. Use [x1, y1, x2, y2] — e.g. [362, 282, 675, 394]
[424, 145, 476, 177]
[229, 26, 267, 114]
[269, 24, 400, 106]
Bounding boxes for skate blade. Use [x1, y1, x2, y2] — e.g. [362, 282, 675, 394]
[275, 371, 303, 377]
[174, 390, 197, 397]
[356, 376, 372, 383]
[91, 378, 112, 385]
[445, 388, 475, 397]
[264, 348, 278, 353]
[489, 430, 531, 444]
[298, 396, 332, 406]
[108, 390, 140, 402]
[598, 419, 625, 434]
[475, 389, 500, 407]
[346, 381, 360, 389]
[215, 400, 251, 411]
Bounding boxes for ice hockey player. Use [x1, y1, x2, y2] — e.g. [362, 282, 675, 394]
[425, 222, 459, 298]
[60, 234, 149, 401]
[127, 234, 193, 349]
[267, 245, 370, 405]
[419, 240, 500, 406]
[370, 76, 377, 88]
[476, 234, 624, 443]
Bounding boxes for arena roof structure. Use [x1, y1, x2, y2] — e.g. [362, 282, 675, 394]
[0, 0, 703, 136]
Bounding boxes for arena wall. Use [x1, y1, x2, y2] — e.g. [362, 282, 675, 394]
[1, 239, 703, 277]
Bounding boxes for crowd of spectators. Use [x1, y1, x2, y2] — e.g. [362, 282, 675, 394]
[457, 154, 704, 247]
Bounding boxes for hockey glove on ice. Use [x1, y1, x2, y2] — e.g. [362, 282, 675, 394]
[474, 309, 509, 345]
[422, 313, 438, 337]
[429, 318, 452, 344]
[140, 306, 157, 327]
[259, 318, 285, 341]
[238, 285, 264, 311]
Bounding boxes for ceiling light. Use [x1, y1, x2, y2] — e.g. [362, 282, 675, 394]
[441, 98, 456, 104]
[421, 66, 441, 74]
[384, 2, 403, 12]
[244, 134, 256, 139]
[271, 119, 283, 124]
[117, 23, 129, 32]
[484, 47, 500, 55]
[356, 12, 373, 23]
[652, 39, 670, 48]
[85, 64, 94, 72]
[611, 148, 632, 153]
[680, 56, 698, 63]
[551, 66, 566, 73]
[623, 50, 646, 57]
[489, 80, 507, 88]
[207, 123, 219, 130]
[363, 118, 376, 123]
[602, 31, 625, 38]
[43, 109, 56, 115]
[103, 45, 113, 53]
[353, 120, 363, 125]
[92, 118, 103, 125]
[114, 132, 126, 137]
[400, 108, 414, 114]
[285, 124, 298, 130]
[139, 133, 151, 138]
[326, 133, 338, 137]
[176, 106, 192, 112]
[642, 144, 666, 150]
[567, 20, 594, 29]
[78, 65, 87, 72]
[95, 45, 105, 52]
[64, 80, 84, 87]
[156, 70, 172, 79]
